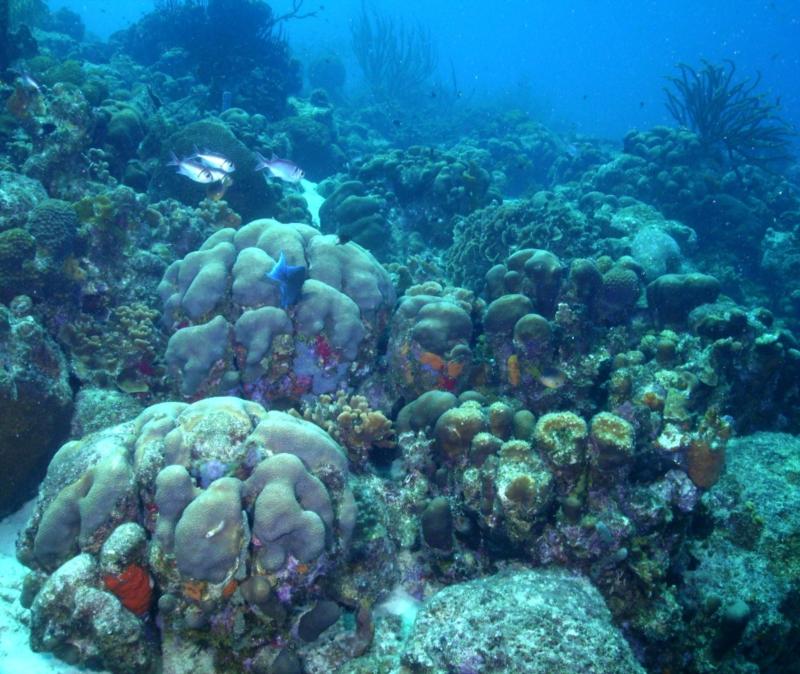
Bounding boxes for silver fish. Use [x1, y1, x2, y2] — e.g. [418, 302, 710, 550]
[191, 146, 235, 173]
[19, 73, 41, 94]
[168, 152, 225, 184]
[254, 151, 305, 183]
[11, 67, 41, 94]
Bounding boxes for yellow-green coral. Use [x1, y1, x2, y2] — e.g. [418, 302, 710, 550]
[534, 411, 588, 470]
[58, 302, 162, 391]
[302, 392, 395, 466]
[590, 412, 635, 469]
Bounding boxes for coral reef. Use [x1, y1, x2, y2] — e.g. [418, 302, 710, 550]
[3, 10, 800, 674]
[387, 282, 478, 398]
[665, 60, 795, 167]
[119, 0, 305, 117]
[0, 298, 73, 517]
[300, 392, 395, 469]
[17, 397, 357, 673]
[159, 218, 395, 404]
[657, 433, 800, 672]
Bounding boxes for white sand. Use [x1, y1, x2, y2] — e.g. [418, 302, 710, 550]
[0, 501, 91, 674]
[300, 178, 325, 227]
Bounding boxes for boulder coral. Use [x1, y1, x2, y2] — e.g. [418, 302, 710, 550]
[159, 218, 394, 404]
[17, 396, 357, 673]
[387, 283, 476, 397]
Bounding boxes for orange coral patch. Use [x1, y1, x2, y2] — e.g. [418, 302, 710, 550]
[419, 351, 445, 371]
[507, 355, 521, 387]
[103, 564, 152, 616]
[446, 361, 464, 379]
[182, 580, 206, 602]
[222, 579, 238, 599]
[687, 439, 725, 489]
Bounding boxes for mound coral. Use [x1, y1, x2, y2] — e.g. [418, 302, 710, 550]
[387, 282, 477, 398]
[159, 218, 394, 404]
[17, 396, 356, 673]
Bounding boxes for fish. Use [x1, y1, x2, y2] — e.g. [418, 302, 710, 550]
[266, 250, 306, 308]
[168, 152, 225, 184]
[207, 174, 233, 201]
[191, 146, 235, 173]
[18, 73, 41, 94]
[537, 366, 566, 389]
[254, 151, 305, 183]
[9, 67, 41, 94]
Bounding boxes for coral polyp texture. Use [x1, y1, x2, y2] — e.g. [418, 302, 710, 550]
[16, 396, 356, 673]
[158, 218, 395, 404]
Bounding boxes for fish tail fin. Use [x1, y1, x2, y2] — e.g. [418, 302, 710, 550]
[167, 151, 180, 167]
[253, 151, 268, 171]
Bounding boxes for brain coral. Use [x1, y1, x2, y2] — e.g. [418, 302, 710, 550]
[158, 218, 395, 403]
[17, 396, 356, 673]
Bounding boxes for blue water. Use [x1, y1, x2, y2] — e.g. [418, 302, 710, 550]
[2, 2, 799, 673]
[52, 0, 800, 139]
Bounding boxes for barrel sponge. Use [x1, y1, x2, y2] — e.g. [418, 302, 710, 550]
[164, 315, 232, 396]
[173, 477, 245, 583]
[295, 279, 365, 358]
[244, 410, 348, 475]
[247, 454, 333, 572]
[234, 307, 293, 382]
[534, 412, 588, 469]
